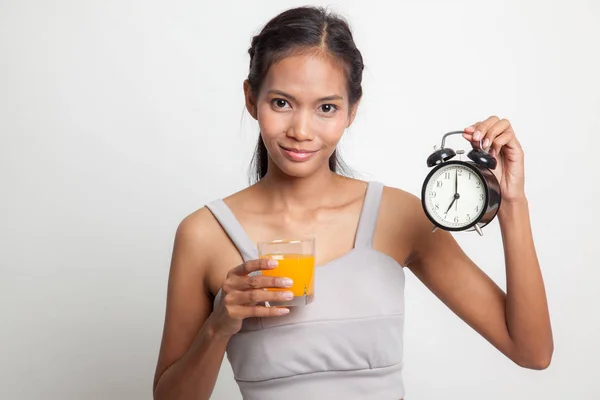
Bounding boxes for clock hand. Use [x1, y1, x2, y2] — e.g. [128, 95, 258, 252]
[445, 192, 460, 216]
[455, 169, 458, 194]
[455, 169, 458, 211]
[445, 197, 456, 215]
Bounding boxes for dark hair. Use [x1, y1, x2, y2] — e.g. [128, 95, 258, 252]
[246, 6, 364, 183]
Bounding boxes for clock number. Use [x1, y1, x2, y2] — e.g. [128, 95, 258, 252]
[468, 173, 472, 180]
[436, 181, 443, 188]
[475, 205, 480, 213]
[434, 203, 439, 210]
[444, 172, 450, 179]
[479, 193, 484, 201]
[457, 169, 463, 176]
[466, 214, 471, 221]
[454, 216, 459, 223]
[476, 181, 481, 188]
[429, 191, 437, 198]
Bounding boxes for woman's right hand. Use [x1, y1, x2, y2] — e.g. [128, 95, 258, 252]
[210, 258, 294, 338]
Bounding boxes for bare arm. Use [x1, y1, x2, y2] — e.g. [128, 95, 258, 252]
[153, 209, 294, 399]
[154, 321, 231, 400]
[497, 197, 553, 366]
[403, 192, 553, 369]
[152, 211, 228, 400]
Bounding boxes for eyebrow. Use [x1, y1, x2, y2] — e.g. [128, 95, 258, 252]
[267, 89, 344, 102]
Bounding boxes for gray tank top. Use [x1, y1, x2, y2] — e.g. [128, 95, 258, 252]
[206, 181, 406, 399]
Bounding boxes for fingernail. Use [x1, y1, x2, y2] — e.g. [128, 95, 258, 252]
[267, 260, 278, 268]
[473, 130, 482, 140]
[281, 278, 293, 287]
[278, 308, 290, 315]
[282, 291, 294, 300]
[483, 138, 489, 148]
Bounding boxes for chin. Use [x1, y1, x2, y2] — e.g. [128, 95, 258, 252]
[270, 157, 325, 179]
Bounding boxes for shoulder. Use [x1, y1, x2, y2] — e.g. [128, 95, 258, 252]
[172, 207, 222, 265]
[170, 204, 240, 298]
[172, 184, 258, 267]
[380, 184, 426, 226]
[176, 206, 219, 238]
[375, 184, 432, 265]
[177, 183, 257, 241]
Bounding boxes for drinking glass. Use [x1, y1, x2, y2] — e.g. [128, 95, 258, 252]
[258, 237, 316, 307]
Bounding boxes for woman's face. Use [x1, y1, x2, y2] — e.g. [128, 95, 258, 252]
[245, 51, 358, 178]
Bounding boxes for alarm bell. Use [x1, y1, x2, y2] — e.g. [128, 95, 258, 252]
[426, 131, 497, 170]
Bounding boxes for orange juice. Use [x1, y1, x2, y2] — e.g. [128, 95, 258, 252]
[260, 253, 315, 297]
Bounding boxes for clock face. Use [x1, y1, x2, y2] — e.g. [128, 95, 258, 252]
[423, 162, 487, 229]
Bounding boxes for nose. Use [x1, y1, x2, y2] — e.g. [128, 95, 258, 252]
[286, 109, 313, 141]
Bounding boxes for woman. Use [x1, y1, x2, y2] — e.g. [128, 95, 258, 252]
[152, 6, 553, 400]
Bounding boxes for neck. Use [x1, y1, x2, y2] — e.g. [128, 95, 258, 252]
[258, 164, 344, 212]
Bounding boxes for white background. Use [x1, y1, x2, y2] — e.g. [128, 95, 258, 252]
[2, 0, 598, 399]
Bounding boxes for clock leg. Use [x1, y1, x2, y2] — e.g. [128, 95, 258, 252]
[474, 225, 484, 236]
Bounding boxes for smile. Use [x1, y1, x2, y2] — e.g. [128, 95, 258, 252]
[279, 145, 319, 162]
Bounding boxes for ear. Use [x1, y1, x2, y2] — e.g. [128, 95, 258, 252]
[243, 80, 258, 120]
[347, 100, 361, 127]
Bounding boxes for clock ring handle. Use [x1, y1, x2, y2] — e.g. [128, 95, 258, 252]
[440, 130, 485, 152]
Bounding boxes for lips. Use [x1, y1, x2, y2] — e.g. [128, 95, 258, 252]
[279, 145, 319, 162]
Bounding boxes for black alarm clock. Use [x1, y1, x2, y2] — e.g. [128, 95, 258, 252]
[421, 130, 501, 236]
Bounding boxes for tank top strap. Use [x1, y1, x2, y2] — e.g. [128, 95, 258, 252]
[205, 199, 258, 263]
[354, 181, 385, 249]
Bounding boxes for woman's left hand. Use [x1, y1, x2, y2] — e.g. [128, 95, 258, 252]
[463, 116, 526, 203]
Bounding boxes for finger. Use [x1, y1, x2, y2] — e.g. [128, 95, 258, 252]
[235, 288, 295, 306]
[464, 122, 480, 133]
[462, 132, 484, 150]
[482, 119, 511, 150]
[472, 116, 500, 142]
[465, 121, 486, 148]
[232, 274, 294, 291]
[490, 129, 517, 156]
[227, 304, 290, 318]
[229, 258, 278, 277]
[246, 305, 291, 317]
[462, 133, 477, 149]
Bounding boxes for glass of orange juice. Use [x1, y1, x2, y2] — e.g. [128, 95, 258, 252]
[258, 237, 316, 307]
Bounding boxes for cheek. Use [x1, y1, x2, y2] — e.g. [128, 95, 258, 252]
[315, 116, 347, 145]
[257, 106, 287, 136]
[321, 114, 347, 142]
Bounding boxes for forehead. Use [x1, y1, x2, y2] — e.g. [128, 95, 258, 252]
[261, 52, 348, 100]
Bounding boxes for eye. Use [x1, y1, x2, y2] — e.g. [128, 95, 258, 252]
[271, 98, 290, 109]
[319, 104, 338, 114]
